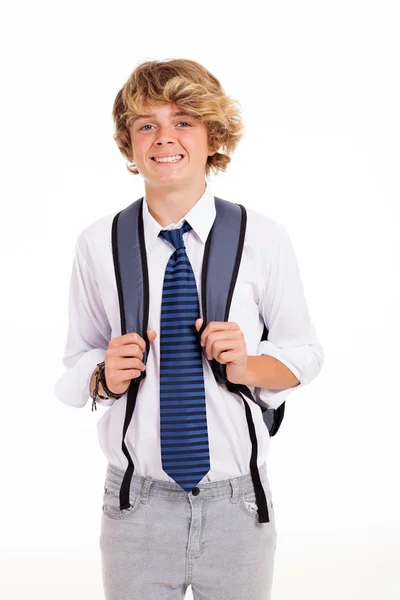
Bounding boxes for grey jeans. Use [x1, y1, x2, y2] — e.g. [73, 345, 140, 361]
[99, 460, 277, 600]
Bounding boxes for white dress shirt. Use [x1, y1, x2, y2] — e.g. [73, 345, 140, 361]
[54, 181, 324, 482]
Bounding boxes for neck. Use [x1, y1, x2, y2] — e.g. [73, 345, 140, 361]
[144, 179, 207, 228]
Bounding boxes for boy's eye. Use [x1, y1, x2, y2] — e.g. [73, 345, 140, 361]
[140, 121, 192, 131]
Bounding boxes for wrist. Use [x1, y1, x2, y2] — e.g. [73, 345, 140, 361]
[90, 367, 110, 399]
[90, 362, 113, 411]
[97, 361, 126, 400]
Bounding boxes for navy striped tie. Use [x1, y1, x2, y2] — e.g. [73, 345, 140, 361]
[158, 220, 210, 492]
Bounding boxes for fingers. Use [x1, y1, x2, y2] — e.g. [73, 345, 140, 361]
[203, 330, 244, 360]
[108, 343, 145, 360]
[102, 332, 155, 396]
[109, 331, 147, 352]
[105, 346, 146, 378]
[103, 352, 146, 396]
[108, 355, 146, 370]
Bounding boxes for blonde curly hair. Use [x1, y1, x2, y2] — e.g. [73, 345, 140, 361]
[112, 58, 245, 177]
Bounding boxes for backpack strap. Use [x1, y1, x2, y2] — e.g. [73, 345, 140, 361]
[197, 197, 285, 438]
[111, 197, 149, 510]
[197, 197, 271, 522]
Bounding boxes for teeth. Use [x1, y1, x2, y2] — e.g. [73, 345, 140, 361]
[153, 155, 183, 163]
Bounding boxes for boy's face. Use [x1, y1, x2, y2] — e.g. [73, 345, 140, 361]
[128, 101, 216, 189]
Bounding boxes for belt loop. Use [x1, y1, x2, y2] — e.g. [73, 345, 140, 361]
[139, 478, 152, 504]
[229, 476, 240, 503]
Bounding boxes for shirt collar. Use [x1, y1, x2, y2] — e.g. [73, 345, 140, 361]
[142, 181, 216, 254]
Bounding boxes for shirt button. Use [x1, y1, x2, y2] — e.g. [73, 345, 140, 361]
[191, 487, 200, 496]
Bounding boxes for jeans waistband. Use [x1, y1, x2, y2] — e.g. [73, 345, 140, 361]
[105, 461, 268, 501]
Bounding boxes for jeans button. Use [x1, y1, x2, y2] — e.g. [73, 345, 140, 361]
[192, 487, 200, 496]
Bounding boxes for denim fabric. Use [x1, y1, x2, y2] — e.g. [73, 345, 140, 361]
[99, 461, 277, 599]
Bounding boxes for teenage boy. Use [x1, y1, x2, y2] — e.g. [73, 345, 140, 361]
[54, 58, 324, 600]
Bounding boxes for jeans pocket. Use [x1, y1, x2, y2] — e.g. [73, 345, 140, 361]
[240, 480, 274, 519]
[102, 477, 142, 521]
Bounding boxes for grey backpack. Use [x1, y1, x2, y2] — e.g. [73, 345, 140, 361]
[107, 196, 284, 523]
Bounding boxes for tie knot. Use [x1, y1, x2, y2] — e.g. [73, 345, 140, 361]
[159, 220, 192, 250]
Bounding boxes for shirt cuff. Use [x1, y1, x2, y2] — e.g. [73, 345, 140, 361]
[54, 348, 107, 408]
[253, 340, 311, 410]
[94, 397, 116, 407]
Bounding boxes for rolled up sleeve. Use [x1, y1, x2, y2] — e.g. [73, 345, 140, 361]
[254, 223, 324, 410]
[53, 236, 114, 408]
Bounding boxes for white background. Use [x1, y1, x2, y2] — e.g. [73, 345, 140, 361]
[1, 1, 399, 598]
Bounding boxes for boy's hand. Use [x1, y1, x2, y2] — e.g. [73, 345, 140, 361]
[104, 330, 157, 395]
[195, 318, 248, 385]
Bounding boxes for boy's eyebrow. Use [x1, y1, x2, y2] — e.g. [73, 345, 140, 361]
[131, 111, 194, 123]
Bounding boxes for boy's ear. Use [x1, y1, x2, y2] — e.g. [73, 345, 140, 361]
[207, 141, 219, 157]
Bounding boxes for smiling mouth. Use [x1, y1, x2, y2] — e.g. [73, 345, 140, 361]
[151, 155, 184, 164]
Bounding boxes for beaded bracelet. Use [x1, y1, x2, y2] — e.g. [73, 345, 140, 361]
[91, 361, 124, 411]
